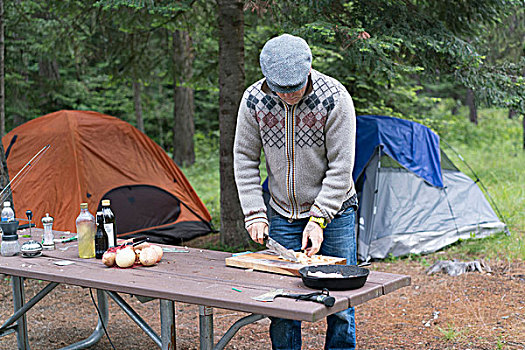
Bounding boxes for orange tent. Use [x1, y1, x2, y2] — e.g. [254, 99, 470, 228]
[2, 110, 212, 244]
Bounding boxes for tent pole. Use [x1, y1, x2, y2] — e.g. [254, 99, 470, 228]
[442, 186, 460, 235]
[367, 146, 382, 259]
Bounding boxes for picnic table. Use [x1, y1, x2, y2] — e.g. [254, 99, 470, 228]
[0, 229, 410, 349]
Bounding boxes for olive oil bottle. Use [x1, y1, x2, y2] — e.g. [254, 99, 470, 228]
[76, 203, 95, 258]
[101, 199, 117, 247]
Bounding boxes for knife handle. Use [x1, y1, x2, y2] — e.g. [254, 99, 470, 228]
[306, 294, 335, 307]
[284, 293, 335, 307]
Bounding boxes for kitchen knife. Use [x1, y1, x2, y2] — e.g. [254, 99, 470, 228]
[252, 288, 335, 307]
[265, 236, 299, 262]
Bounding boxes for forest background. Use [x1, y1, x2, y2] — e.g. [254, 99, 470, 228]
[1, 0, 523, 253]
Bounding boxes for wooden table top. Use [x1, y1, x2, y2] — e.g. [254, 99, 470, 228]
[0, 229, 410, 322]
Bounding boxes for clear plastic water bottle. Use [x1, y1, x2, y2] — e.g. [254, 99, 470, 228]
[1, 202, 15, 222]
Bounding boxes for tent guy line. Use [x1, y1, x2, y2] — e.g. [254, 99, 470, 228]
[0, 144, 51, 205]
[440, 138, 509, 234]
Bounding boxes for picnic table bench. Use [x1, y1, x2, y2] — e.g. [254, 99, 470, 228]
[0, 229, 410, 349]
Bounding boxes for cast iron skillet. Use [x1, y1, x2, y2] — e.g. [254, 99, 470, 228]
[299, 265, 370, 291]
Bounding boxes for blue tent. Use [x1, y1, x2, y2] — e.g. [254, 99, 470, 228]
[353, 115, 443, 187]
[354, 115, 504, 260]
[263, 115, 505, 260]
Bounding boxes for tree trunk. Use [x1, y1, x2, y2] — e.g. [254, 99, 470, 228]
[522, 115, 525, 150]
[0, 0, 12, 211]
[172, 30, 195, 167]
[133, 81, 144, 133]
[466, 89, 478, 125]
[508, 109, 517, 119]
[217, 0, 249, 247]
[156, 84, 165, 149]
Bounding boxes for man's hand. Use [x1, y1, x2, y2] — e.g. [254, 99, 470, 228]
[247, 222, 268, 245]
[302, 221, 324, 257]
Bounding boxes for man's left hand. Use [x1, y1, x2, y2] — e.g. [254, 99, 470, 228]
[301, 221, 324, 257]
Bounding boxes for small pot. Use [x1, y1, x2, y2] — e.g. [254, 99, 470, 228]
[299, 264, 370, 291]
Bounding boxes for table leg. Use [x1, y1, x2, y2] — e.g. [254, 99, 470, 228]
[199, 306, 213, 350]
[12, 276, 30, 350]
[60, 289, 108, 350]
[106, 291, 161, 347]
[1, 281, 58, 331]
[213, 314, 266, 350]
[160, 299, 175, 350]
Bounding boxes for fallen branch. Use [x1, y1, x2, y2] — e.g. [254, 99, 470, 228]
[426, 259, 492, 277]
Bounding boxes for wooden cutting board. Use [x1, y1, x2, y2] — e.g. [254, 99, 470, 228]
[225, 252, 346, 276]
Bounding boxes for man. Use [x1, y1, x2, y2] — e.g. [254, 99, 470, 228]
[234, 34, 358, 350]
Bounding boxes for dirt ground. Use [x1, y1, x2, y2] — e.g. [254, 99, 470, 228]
[0, 251, 524, 349]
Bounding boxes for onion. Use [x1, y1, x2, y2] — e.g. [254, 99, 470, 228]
[102, 251, 116, 267]
[139, 246, 158, 266]
[150, 244, 163, 263]
[116, 246, 136, 268]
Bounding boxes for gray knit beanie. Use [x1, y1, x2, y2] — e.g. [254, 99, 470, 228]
[260, 34, 312, 93]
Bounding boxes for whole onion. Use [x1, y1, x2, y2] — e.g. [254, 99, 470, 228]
[116, 246, 136, 268]
[102, 251, 116, 267]
[150, 245, 163, 263]
[139, 246, 158, 266]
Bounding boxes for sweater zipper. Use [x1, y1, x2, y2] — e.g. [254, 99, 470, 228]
[285, 103, 299, 220]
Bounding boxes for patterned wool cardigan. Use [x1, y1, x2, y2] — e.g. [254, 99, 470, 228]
[233, 69, 356, 228]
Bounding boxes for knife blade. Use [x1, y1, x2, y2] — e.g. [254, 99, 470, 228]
[265, 237, 299, 262]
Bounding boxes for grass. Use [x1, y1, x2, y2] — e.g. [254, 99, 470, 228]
[181, 133, 221, 228]
[182, 108, 524, 261]
[181, 132, 267, 231]
[440, 108, 524, 261]
[438, 323, 464, 341]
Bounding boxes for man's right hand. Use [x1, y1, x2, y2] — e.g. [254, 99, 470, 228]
[247, 222, 268, 245]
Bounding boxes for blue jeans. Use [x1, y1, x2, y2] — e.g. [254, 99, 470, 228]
[268, 208, 357, 350]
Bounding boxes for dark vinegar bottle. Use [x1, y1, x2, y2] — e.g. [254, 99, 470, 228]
[95, 212, 108, 259]
[101, 199, 117, 247]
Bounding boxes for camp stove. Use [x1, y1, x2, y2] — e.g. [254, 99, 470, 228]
[20, 240, 43, 258]
[20, 210, 43, 257]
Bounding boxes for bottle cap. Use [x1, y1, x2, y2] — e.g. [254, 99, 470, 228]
[3, 201, 10, 207]
[80, 203, 88, 209]
[101, 199, 110, 206]
[41, 213, 53, 225]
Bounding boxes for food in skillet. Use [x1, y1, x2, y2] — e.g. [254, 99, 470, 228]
[306, 271, 345, 278]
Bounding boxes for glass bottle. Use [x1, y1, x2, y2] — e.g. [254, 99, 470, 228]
[76, 203, 95, 258]
[101, 199, 117, 247]
[95, 212, 108, 259]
